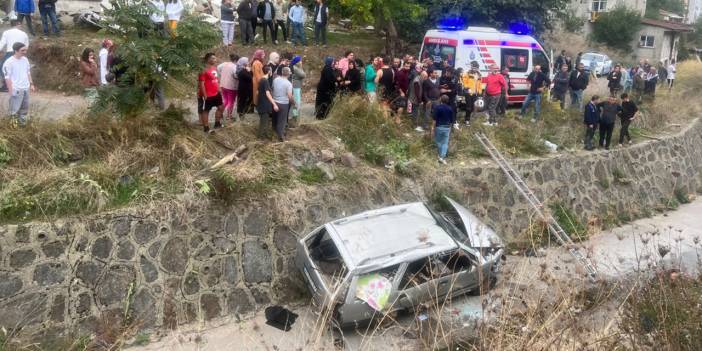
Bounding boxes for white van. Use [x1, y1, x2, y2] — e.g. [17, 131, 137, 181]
[420, 27, 551, 104]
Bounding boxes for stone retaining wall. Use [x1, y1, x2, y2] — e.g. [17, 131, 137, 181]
[1, 119, 701, 339]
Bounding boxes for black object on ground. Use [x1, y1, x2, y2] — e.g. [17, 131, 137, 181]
[265, 306, 298, 332]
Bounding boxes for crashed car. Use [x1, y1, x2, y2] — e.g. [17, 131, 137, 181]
[295, 197, 504, 328]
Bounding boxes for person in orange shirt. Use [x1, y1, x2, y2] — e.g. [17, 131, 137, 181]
[251, 49, 266, 106]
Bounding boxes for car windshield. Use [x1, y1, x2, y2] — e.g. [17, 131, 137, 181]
[582, 53, 603, 62]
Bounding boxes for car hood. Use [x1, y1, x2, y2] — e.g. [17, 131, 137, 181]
[446, 198, 504, 249]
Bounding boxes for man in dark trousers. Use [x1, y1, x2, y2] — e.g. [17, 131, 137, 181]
[237, 0, 255, 45]
[313, 0, 328, 47]
[520, 64, 549, 122]
[607, 64, 623, 96]
[596, 95, 622, 150]
[257, 0, 276, 44]
[569, 63, 589, 111]
[619, 93, 638, 146]
[583, 95, 600, 151]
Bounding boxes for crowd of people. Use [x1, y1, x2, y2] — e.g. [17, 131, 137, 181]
[229, 0, 329, 47]
[0, 2, 684, 164]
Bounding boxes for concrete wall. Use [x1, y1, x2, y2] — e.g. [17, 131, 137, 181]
[1, 118, 702, 339]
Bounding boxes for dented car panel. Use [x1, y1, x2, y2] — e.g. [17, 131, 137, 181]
[295, 198, 503, 327]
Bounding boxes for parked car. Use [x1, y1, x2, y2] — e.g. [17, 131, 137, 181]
[295, 198, 504, 328]
[580, 52, 613, 76]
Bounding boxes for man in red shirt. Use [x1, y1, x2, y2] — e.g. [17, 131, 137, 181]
[484, 64, 507, 126]
[198, 52, 224, 133]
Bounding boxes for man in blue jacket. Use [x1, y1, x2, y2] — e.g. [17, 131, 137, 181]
[15, 0, 36, 36]
[583, 95, 600, 151]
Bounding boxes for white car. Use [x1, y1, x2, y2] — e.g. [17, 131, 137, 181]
[580, 52, 613, 76]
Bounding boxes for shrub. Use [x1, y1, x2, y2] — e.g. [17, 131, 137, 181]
[561, 9, 585, 33]
[0, 138, 11, 167]
[591, 6, 642, 51]
[620, 273, 702, 349]
[549, 202, 587, 241]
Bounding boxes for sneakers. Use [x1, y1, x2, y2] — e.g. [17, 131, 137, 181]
[286, 40, 292, 44]
[414, 126, 424, 132]
[628, 140, 633, 145]
[438, 157, 447, 165]
[453, 123, 460, 130]
[274, 40, 279, 45]
[482, 121, 492, 126]
[464, 121, 470, 126]
[213, 121, 223, 129]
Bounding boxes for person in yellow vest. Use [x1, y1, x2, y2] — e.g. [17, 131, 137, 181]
[460, 60, 483, 126]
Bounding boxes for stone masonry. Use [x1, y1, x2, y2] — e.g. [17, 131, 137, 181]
[1, 118, 701, 339]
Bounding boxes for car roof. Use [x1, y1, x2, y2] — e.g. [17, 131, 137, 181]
[326, 202, 459, 272]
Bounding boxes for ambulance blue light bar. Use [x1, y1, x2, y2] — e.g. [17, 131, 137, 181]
[508, 22, 531, 35]
[437, 17, 466, 31]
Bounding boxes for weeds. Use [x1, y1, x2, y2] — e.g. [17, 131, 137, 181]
[0, 138, 11, 167]
[298, 166, 328, 185]
[674, 187, 691, 205]
[620, 273, 702, 350]
[549, 202, 588, 241]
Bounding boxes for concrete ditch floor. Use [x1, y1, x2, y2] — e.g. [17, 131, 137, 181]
[127, 198, 702, 351]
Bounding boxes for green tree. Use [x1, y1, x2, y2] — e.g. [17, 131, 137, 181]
[94, 0, 219, 117]
[645, 0, 686, 19]
[592, 6, 642, 51]
[337, 0, 426, 56]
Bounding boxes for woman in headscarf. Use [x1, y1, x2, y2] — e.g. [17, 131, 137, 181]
[236, 57, 254, 120]
[267, 52, 281, 85]
[315, 56, 337, 120]
[290, 55, 305, 126]
[251, 49, 265, 106]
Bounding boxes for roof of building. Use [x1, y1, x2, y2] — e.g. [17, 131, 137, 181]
[327, 202, 458, 271]
[641, 18, 694, 32]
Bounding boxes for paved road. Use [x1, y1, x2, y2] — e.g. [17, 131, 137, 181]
[128, 198, 702, 351]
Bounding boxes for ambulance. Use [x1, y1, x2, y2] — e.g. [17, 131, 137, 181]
[420, 25, 551, 104]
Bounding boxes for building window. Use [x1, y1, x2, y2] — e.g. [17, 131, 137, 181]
[592, 0, 607, 11]
[639, 35, 655, 48]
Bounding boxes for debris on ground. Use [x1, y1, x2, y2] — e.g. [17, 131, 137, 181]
[264, 306, 298, 332]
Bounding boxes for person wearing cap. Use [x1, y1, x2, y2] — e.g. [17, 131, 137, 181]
[484, 64, 506, 126]
[98, 39, 113, 85]
[290, 55, 305, 126]
[460, 60, 482, 126]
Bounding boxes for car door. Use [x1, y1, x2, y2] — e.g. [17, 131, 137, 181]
[394, 257, 435, 310]
[431, 250, 480, 298]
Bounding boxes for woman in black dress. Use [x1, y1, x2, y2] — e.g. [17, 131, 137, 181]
[315, 56, 338, 120]
[344, 60, 362, 94]
[236, 57, 253, 120]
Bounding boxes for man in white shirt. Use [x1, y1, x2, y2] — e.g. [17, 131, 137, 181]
[98, 39, 113, 85]
[271, 67, 294, 141]
[3, 42, 35, 127]
[0, 20, 29, 92]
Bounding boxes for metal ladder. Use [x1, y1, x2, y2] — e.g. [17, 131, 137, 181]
[474, 132, 597, 282]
